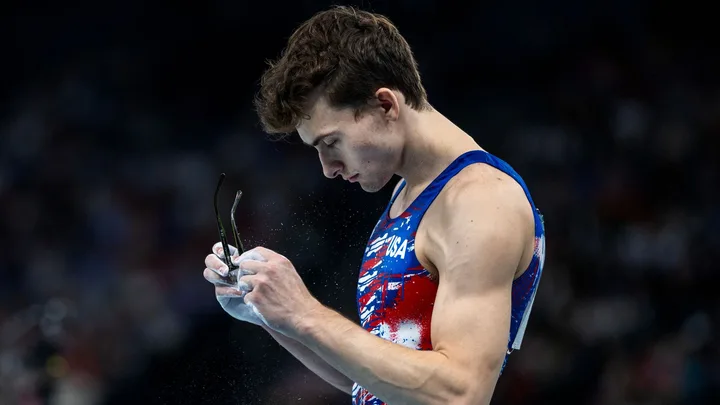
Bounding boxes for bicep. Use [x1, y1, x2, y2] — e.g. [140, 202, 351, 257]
[427, 178, 530, 383]
[430, 256, 513, 377]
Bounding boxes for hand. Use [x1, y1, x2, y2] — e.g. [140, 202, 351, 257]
[203, 242, 267, 327]
[231, 246, 322, 338]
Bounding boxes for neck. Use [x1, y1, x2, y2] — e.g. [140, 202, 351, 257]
[395, 107, 481, 189]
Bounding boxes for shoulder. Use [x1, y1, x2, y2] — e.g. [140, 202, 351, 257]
[437, 163, 531, 221]
[422, 163, 534, 274]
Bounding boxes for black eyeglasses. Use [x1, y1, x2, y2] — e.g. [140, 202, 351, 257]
[213, 173, 245, 282]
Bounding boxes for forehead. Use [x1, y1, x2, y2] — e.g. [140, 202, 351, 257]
[296, 95, 356, 143]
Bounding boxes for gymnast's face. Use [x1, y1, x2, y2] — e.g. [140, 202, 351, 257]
[297, 88, 404, 193]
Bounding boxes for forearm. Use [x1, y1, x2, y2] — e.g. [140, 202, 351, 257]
[295, 307, 485, 405]
[262, 325, 354, 394]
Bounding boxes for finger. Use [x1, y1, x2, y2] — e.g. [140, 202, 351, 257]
[205, 253, 230, 276]
[203, 268, 236, 287]
[237, 274, 260, 292]
[251, 246, 282, 260]
[237, 249, 268, 263]
[216, 285, 246, 298]
[212, 242, 239, 260]
[244, 290, 256, 306]
[242, 292, 266, 323]
[238, 259, 268, 276]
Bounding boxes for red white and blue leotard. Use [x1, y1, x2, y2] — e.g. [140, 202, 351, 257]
[352, 150, 546, 405]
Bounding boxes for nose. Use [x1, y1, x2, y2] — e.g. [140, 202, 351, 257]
[319, 153, 343, 179]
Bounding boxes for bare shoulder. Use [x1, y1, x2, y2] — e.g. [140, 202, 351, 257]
[437, 163, 532, 220]
[418, 163, 534, 277]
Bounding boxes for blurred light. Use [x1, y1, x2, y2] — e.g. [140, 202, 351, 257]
[46, 355, 70, 379]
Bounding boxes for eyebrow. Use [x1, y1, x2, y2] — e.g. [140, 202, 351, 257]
[308, 131, 338, 147]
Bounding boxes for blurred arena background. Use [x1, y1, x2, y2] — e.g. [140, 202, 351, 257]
[1, 1, 718, 404]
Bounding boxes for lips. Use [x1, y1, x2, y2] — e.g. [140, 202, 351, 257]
[348, 174, 359, 183]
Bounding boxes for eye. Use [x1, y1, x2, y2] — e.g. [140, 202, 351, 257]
[324, 138, 337, 148]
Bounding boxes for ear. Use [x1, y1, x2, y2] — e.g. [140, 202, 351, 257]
[374, 88, 400, 121]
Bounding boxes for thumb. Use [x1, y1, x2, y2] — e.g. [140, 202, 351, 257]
[212, 242, 240, 259]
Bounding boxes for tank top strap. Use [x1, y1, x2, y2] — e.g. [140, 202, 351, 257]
[409, 150, 502, 212]
[383, 150, 542, 233]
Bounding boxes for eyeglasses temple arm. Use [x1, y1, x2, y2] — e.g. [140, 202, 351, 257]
[230, 190, 245, 254]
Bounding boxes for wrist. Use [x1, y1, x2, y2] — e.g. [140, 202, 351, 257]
[292, 301, 330, 342]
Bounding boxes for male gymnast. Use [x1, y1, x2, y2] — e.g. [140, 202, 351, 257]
[203, 6, 545, 405]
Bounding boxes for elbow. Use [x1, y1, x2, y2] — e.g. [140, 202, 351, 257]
[412, 350, 503, 405]
[453, 391, 493, 405]
[441, 364, 502, 405]
[446, 383, 486, 405]
[417, 373, 479, 405]
[445, 381, 495, 405]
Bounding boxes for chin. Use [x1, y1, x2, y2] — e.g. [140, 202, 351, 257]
[360, 184, 383, 193]
[359, 176, 390, 193]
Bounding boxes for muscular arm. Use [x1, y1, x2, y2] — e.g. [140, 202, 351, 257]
[294, 173, 533, 405]
[260, 178, 407, 395]
[261, 325, 353, 394]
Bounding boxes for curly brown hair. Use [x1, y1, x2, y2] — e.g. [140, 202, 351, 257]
[254, 6, 429, 135]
